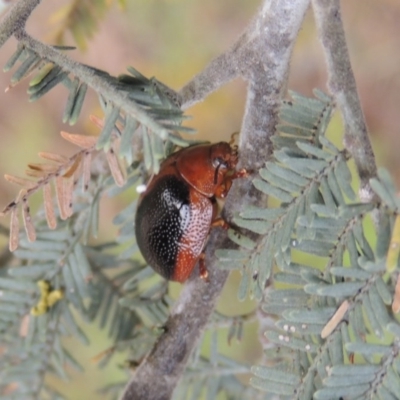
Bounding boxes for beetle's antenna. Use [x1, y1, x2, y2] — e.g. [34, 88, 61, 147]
[229, 131, 239, 146]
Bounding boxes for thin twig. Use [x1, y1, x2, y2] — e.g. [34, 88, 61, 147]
[312, 0, 377, 202]
[120, 1, 310, 399]
[15, 31, 169, 139]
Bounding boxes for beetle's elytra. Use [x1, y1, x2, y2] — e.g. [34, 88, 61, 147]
[135, 142, 244, 283]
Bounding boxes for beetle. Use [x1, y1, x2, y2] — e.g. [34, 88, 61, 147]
[135, 141, 246, 283]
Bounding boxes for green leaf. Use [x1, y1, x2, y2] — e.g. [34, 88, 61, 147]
[237, 271, 249, 301]
[3, 44, 25, 72]
[314, 384, 369, 399]
[327, 169, 345, 205]
[305, 281, 364, 297]
[266, 162, 309, 186]
[8, 264, 55, 279]
[275, 320, 323, 335]
[29, 70, 69, 101]
[385, 366, 400, 396]
[62, 76, 79, 124]
[334, 158, 356, 201]
[239, 206, 285, 221]
[14, 249, 62, 261]
[253, 178, 293, 202]
[368, 284, 392, 329]
[265, 331, 318, 352]
[276, 123, 313, 137]
[96, 105, 120, 150]
[345, 342, 391, 355]
[227, 229, 256, 250]
[232, 216, 271, 234]
[0, 277, 36, 292]
[251, 366, 300, 385]
[284, 307, 336, 324]
[10, 51, 40, 84]
[329, 266, 371, 280]
[319, 175, 337, 209]
[215, 249, 249, 262]
[119, 116, 138, 163]
[330, 364, 380, 376]
[68, 83, 88, 125]
[374, 276, 392, 305]
[250, 376, 296, 395]
[294, 239, 333, 257]
[376, 212, 392, 259]
[259, 168, 302, 194]
[296, 141, 333, 160]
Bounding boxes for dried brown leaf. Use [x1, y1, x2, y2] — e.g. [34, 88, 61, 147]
[9, 206, 19, 251]
[28, 163, 59, 173]
[392, 275, 400, 314]
[25, 168, 48, 178]
[63, 154, 81, 178]
[19, 314, 30, 337]
[43, 183, 57, 229]
[4, 174, 35, 188]
[22, 200, 36, 243]
[38, 152, 69, 164]
[60, 131, 97, 149]
[91, 346, 115, 364]
[2, 382, 18, 395]
[90, 113, 124, 132]
[55, 176, 68, 220]
[63, 177, 74, 218]
[1, 201, 16, 216]
[321, 300, 349, 339]
[82, 152, 91, 191]
[89, 114, 104, 129]
[106, 149, 126, 187]
[387, 215, 400, 273]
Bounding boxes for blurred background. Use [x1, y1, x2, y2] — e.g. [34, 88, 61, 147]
[0, 0, 399, 398]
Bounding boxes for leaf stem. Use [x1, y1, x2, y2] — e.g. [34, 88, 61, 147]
[14, 30, 170, 139]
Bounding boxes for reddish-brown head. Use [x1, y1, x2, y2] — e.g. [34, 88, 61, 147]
[176, 142, 238, 197]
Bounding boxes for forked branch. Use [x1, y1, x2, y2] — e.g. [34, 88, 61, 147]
[121, 1, 311, 399]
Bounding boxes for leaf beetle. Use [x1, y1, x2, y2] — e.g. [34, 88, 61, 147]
[135, 140, 246, 282]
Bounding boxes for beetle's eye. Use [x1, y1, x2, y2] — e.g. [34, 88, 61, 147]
[212, 157, 228, 184]
[212, 157, 227, 170]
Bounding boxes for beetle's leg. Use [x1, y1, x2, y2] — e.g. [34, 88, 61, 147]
[215, 180, 232, 198]
[199, 253, 209, 282]
[210, 198, 229, 229]
[215, 168, 249, 199]
[211, 217, 229, 229]
[231, 168, 249, 180]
